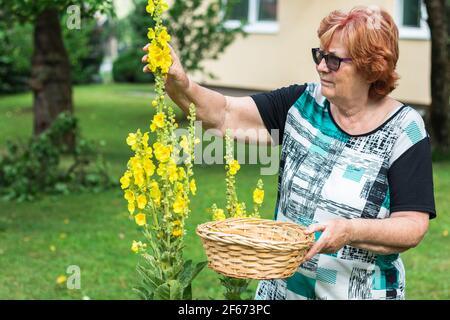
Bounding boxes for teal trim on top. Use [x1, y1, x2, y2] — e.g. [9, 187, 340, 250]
[293, 90, 349, 143]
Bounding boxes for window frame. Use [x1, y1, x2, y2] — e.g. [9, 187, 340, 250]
[224, 0, 279, 34]
[395, 0, 430, 40]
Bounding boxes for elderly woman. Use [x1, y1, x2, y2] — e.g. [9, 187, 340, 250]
[142, 6, 436, 300]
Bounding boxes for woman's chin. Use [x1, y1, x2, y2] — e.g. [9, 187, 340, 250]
[321, 87, 335, 99]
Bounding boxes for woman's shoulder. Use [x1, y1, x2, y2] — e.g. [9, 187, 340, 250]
[394, 104, 428, 140]
[389, 103, 430, 166]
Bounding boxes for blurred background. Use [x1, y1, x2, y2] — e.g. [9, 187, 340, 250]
[0, 0, 448, 299]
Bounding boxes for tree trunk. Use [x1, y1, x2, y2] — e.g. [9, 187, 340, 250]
[424, 0, 449, 152]
[31, 8, 74, 149]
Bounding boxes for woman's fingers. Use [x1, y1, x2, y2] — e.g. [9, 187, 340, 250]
[303, 239, 325, 261]
[304, 223, 326, 235]
[303, 224, 326, 261]
[142, 44, 150, 73]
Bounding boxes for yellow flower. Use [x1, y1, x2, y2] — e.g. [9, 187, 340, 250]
[153, 112, 166, 128]
[135, 213, 147, 226]
[150, 123, 157, 132]
[178, 167, 186, 180]
[167, 161, 178, 183]
[144, 146, 153, 158]
[173, 195, 186, 214]
[157, 162, 166, 177]
[157, 27, 171, 45]
[131, 241, 139, 253]
[143, 158, 155, 177]
[171, 220, 183, 237]
[253, 188, 264, 205]
[129, 156, 142, 171]
[151, 99, 158, 107]
[172, 228, 183, 237]
[142, 132, 149, 148]
[212, 208, 226, 221]
[137, 194, 147, 209]
[233, 203, 243, 218]
[128, 202, 135, 214]
[146, 1, 155, 15]
[174, 182, 184, 193]
[134, 169, 145, 188]
[160, 0, 169, 12]
[228, 159, 240, 175]
[124, 190, 135, 203]
[443, 230, 449, 237]
[150, 181, 161, 205]
[147, 27, 156, 40]
[160, 53, 172, 74]
[189, 179, 197, 195]
[148, 43, 172, 74]
[148, 42, 163, 63]
[154, 143, 171, 163]
[131, 240, 147, 253]
[56, 275, 67, 285]
[126, 133, 138, 149]
[120, 174, 130, 189]
[180, 135, 189, 152]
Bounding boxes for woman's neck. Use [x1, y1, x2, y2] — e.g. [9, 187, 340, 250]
[329, 96, 398, 135]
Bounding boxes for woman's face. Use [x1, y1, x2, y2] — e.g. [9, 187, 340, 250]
[316, 31, 370, 102]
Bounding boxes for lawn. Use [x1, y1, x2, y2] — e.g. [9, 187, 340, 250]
[0, 84, 448, 300]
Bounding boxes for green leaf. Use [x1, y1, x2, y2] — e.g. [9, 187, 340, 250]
[153, 280, 183, 300]
[153, 283, 170, 300]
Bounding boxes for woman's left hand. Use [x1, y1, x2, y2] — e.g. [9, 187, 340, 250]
[303, 219, 354, 261]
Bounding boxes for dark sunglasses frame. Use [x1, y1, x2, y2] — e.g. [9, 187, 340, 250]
[312, 48, 352, 72]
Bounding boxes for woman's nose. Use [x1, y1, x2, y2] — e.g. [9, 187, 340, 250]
[317, 58, 329, 73]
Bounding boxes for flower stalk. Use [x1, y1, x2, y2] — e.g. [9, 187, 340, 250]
[121, 0, 205, 300]
[209, 129, 265, 300]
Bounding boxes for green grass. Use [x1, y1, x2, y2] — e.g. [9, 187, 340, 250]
[0, 84, 448, 300]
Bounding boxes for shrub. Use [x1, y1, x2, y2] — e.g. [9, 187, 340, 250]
[112, 47, 155, 83]
[0, 112, 114, 202]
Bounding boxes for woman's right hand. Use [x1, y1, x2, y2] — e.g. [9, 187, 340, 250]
[141, 43, 190, 92]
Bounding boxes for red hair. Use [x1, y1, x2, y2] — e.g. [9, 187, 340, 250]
[317, 6, 400, 100]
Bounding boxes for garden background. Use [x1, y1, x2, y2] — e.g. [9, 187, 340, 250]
[0, 0, 448, 300]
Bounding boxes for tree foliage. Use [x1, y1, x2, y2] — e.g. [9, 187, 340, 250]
[0, 0, 114, 23]
[166, 0, 246, 78]
[112, 0, 246, 82]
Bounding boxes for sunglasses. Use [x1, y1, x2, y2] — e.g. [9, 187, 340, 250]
[312, 48, 352, 72]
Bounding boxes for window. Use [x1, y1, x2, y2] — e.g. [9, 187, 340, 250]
[396, 0, 430, 40]
[225, 0, 279, 34]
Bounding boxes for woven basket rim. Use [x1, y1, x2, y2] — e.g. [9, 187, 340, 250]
[196, 217, 314, 251]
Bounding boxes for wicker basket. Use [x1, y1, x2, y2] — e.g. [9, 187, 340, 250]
[196, 218, 314, 280]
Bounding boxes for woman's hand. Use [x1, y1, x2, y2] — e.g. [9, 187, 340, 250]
[303, 219, 354, 261]
[141, 43, 190, 92]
